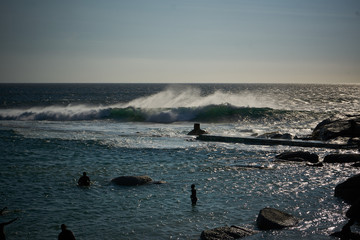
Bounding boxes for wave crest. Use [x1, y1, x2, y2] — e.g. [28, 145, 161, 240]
[0, 104, 294, 123]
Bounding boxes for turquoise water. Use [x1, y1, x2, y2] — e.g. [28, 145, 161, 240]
[0, 84, 359, 239]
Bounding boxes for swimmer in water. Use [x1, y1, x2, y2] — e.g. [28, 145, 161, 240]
[78, 172, 90, 186]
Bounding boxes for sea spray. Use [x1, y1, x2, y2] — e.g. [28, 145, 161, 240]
[121, 86, 277, 109]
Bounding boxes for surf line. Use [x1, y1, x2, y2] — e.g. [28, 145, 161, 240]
[197, 135, 357, 149]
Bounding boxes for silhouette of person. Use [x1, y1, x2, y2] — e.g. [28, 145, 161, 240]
[78, 172, 90, 186]
[0, 218, 18, 240]
[58, 224, 76, 240]
[191, 184, 198, 205]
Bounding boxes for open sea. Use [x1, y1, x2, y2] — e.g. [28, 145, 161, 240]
[0, 83, 359, 240]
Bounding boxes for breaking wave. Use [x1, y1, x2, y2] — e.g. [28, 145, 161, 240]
[0, 87, 324, 123]
[0, 104, 303, 123]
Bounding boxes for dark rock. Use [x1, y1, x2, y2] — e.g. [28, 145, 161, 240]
[324, 154, 360, 163]
[352, 162, 360, 168]
[275, 151, 319, 163]
[188, 123, 208, 135]
[331, 230, 360, 240]
[335, 174, 360, 204]
[111, 175, 153, 186]
[311, 116, 360, 141]
[306, 162, 324, 167]
[200, 226, 258, 240]
[256, 207, 299, 230]
[346, 199, 360, 221]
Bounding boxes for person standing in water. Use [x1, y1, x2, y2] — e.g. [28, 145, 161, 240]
[0, 218, 18, 240]
[58, 224, 76, 240]
[78, 172, 90, 186]
[191, 184, 198, 205]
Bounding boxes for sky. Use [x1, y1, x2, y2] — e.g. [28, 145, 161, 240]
[1, 0, 360, 84]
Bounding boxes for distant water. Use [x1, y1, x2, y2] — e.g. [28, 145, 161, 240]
[0, 83, 359, 240]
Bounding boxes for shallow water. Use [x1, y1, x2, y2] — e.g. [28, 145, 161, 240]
[1, 84, 359, 239]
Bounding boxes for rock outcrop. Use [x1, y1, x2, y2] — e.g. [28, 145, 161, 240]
[111, 175, 153, 186]
[323, 154, 360, 163]
[188, 123, 208, 135]
[346, 199, 360, 221]
[200, 226, 258, 240]
[275, 151, 319, 163]
[311, 116, 360, 141]
[256, 207, 299, 230]
[334, 174, 360, 204]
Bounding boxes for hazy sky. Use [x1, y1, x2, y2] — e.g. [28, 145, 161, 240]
[1, 0, 360, 84]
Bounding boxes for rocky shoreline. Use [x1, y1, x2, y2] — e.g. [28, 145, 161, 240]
[200, 115, 360, 239]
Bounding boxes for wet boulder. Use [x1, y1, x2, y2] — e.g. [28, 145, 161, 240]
[335, 174, 360, 204]
[256, 207, 299, 230]
[323, 154, 360, 163]
[311, 116, 360, 141]
[275, 151, 319, 163]
[111, 175, 153, 186]
[200, 226, 258, 240]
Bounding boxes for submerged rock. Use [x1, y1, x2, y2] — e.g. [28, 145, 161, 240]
[111, 175, 153, 186]
[275, 151, 319, 163]
[323, 154, 360, 163]
[335, 174, 360, 204]
[256, 207, 299, 230]
[200, 226, 258, 240]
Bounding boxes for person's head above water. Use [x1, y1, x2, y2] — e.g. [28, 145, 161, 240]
[61, 224, 67, 231]
[191, 184, 195, 189]
[83, 172, 87, 176]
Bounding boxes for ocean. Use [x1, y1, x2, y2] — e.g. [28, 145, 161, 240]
[0, 83, 359, 240]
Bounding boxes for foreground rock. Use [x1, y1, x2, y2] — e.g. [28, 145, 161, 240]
[111, 175, 153, 186]
[256, 207, 299, 230]
[346, 199, 360, 221]
[275, 151, 319, 163]
[334, 174, 360, 204]
[200, 226, 258, 240]
[324, 154, 360, 163]
[311, 116, 360, 141]
[331, 231, 360, 239]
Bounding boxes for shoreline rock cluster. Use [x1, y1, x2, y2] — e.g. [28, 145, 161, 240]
[200, 115, 360, 239]
[258, 115, 360, 149]
[111, 116, 360, 239]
